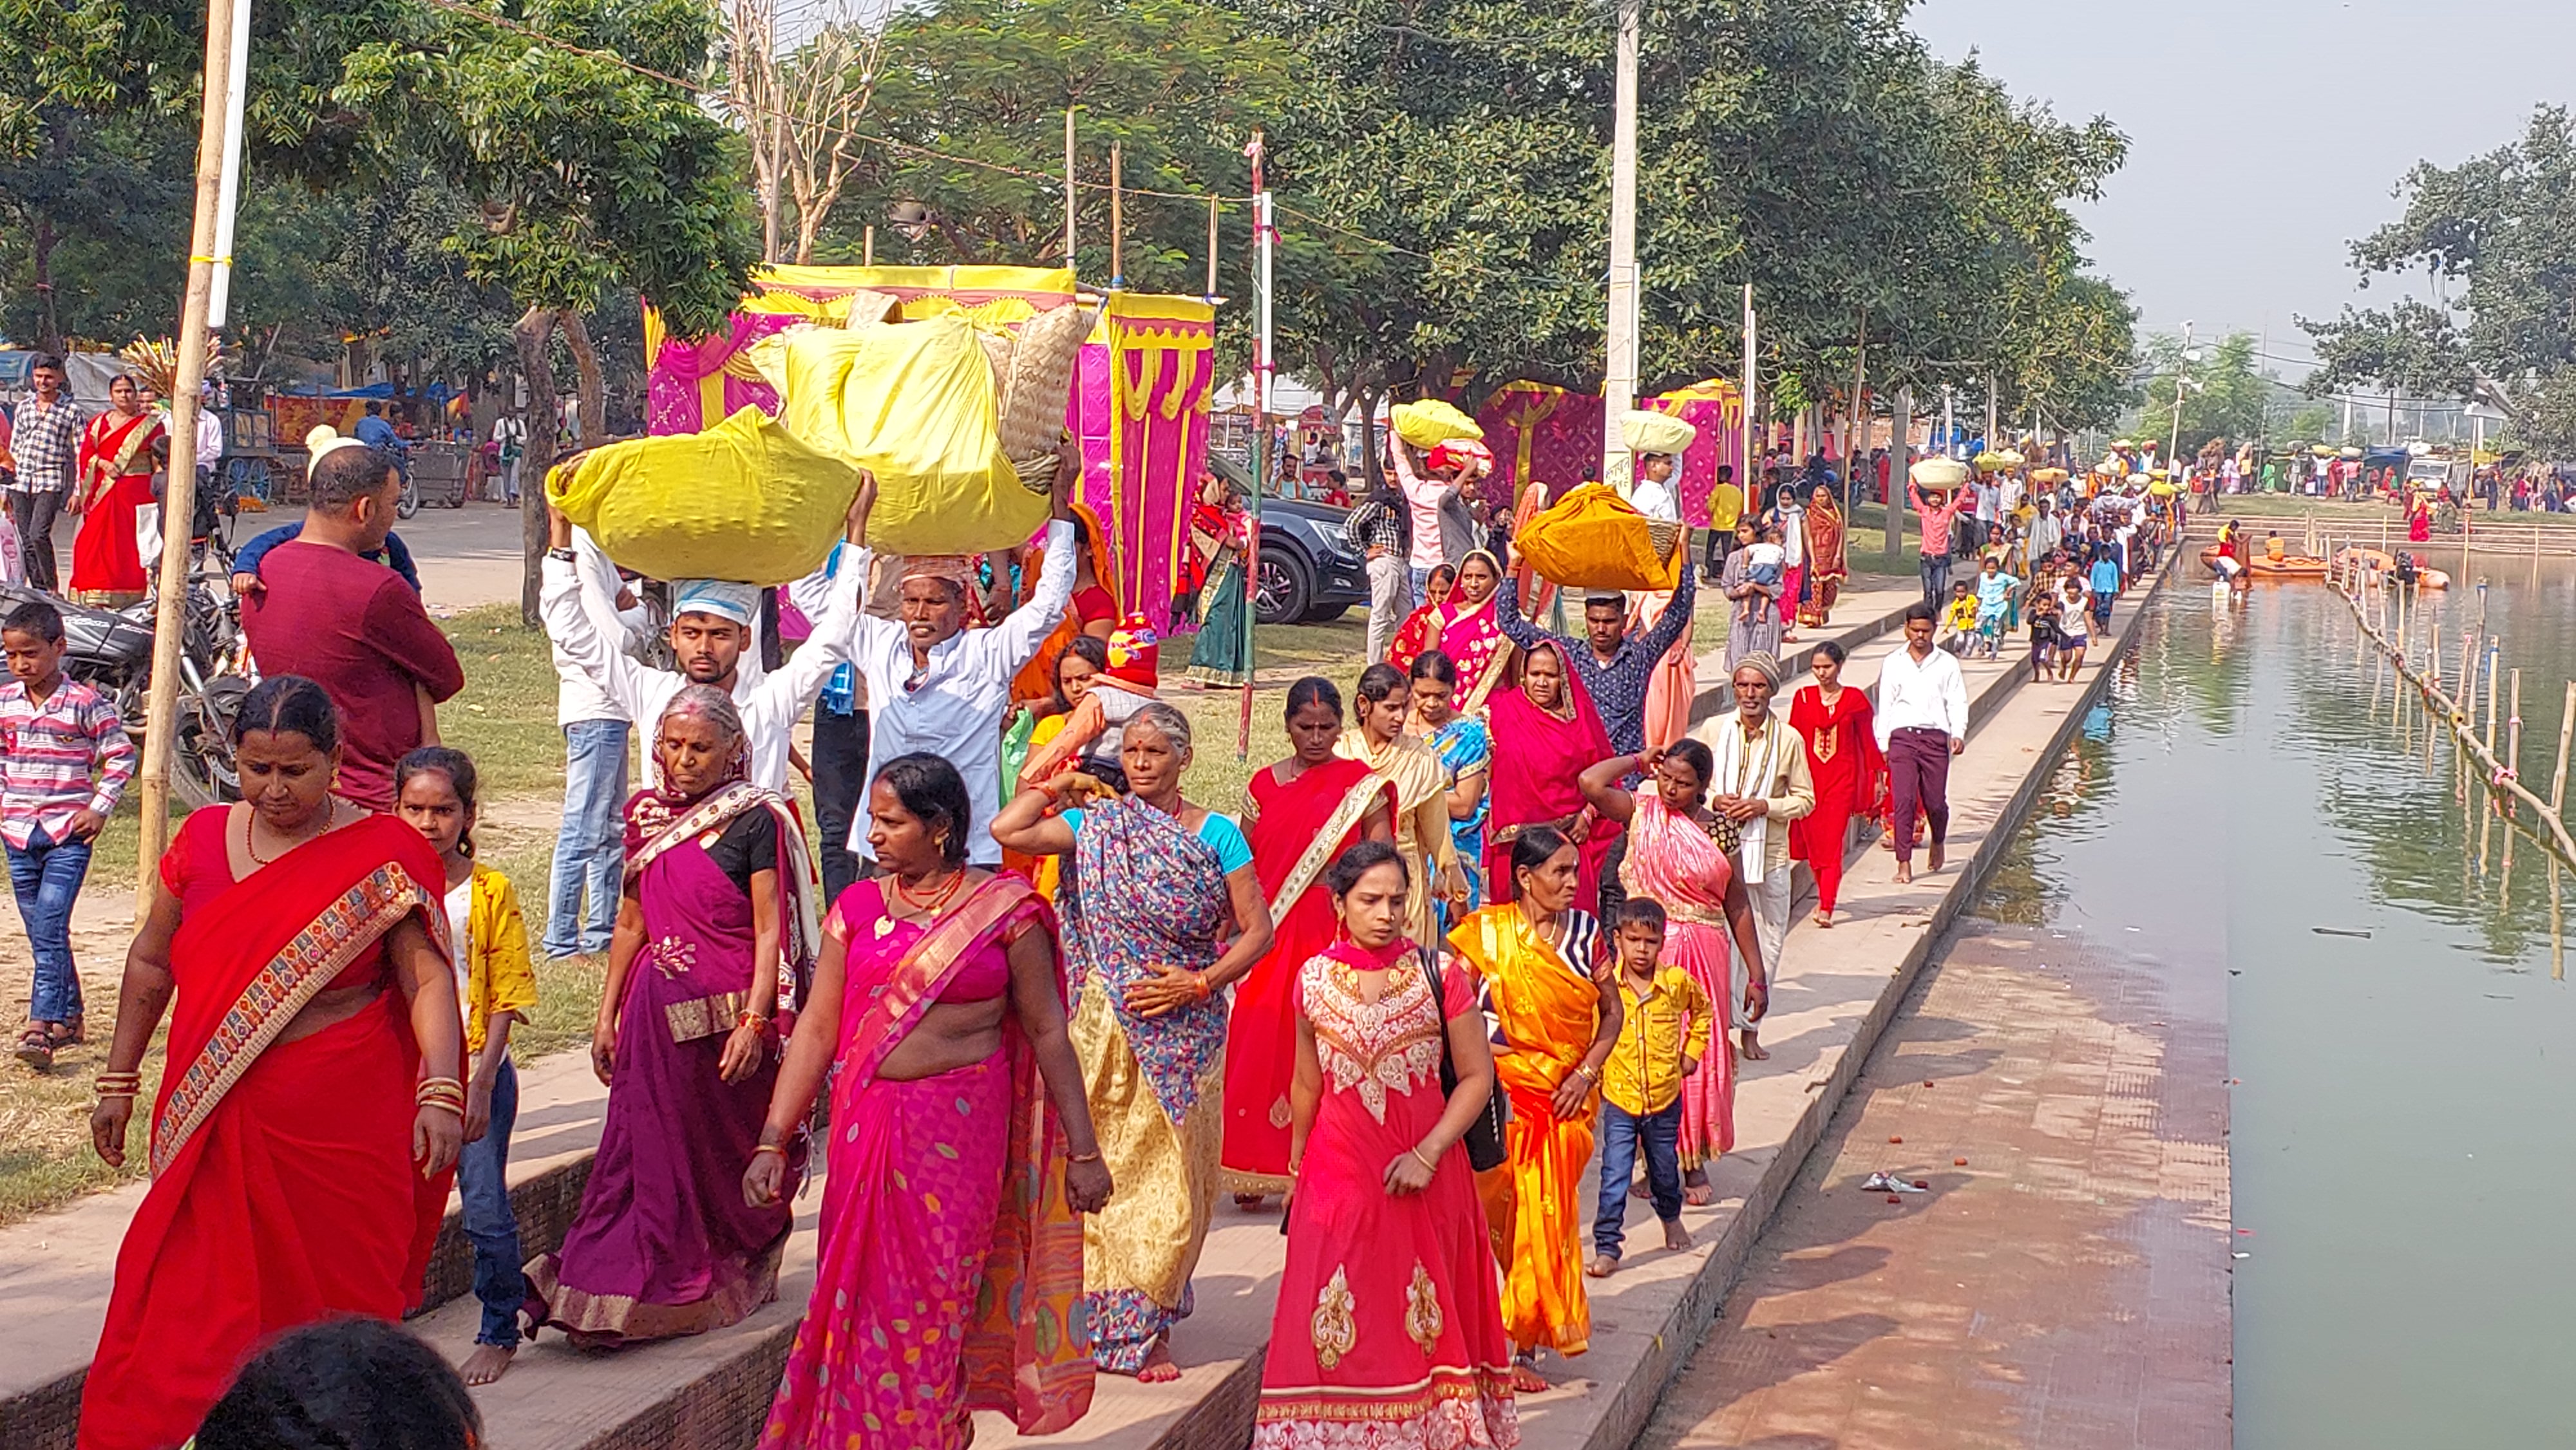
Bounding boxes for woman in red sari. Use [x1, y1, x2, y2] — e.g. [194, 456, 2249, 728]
[81, 676, 462, 1450]
[1786, 641, 1885, 928]
[1224, 676, 1394, 1198]
[1797, 484, 1850, 628]
[71, 374, 165, 605]
[1386, 563, 1455, 673]
[1484, 640, 1620, 909]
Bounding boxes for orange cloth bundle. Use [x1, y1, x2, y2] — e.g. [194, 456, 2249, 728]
[1515, 482, 1685, 592]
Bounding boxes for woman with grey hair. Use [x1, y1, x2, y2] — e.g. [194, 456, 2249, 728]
[527, 683, 820, 1346]
[990, 701, 1274, 1380]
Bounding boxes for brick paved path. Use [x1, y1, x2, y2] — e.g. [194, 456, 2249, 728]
[1639, 916, 2230, 1450]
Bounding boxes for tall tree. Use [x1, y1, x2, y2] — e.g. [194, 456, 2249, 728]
[336, 0, 762, 616]
[2302, 105, 2576, 453]
[2133, 330, 2267, 457]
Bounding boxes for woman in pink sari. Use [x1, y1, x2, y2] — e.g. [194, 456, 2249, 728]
[1435, 551, 1517, 711]
[1484, 640, 1619, 908]
[1256, 840, 1517, 1449]
[1577, 740, 1767, 1201]
[750, 753, 1113, 1448]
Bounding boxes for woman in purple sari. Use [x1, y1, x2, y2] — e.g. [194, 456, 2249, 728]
[993, 702, 1274, 1380]
[527, 684, 819, 1346]
[750, 753, 1113, 1447]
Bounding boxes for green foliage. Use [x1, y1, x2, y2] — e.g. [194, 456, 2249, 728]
[2303, 105, 2576, 453]
[2133, 331, 2269, 456]
[332, 0, 758, 337]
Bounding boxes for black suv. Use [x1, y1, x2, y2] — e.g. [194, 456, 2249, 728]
[1207, 454, 1371, 625]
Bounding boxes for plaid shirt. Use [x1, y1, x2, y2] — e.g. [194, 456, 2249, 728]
[1343, 497, 1403, 558]
[8, 394, 81, 494]
[0, 676, 135, 849]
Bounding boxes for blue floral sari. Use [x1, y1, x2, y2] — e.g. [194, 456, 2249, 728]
[1431, 715, 1492, 927]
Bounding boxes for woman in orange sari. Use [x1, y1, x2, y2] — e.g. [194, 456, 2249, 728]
[1446, 827, 1621, 1390]
[1223, 677, 1394, 1198]
[1798, 484, 1849, 628]
[71, 374, 165, 605]
[81, 677, 463, 1450]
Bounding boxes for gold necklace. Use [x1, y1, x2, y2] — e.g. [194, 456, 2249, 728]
[245, 798, 335, 867]
[878, 865, 967, 938]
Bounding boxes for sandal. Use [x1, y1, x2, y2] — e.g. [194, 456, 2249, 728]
[15, 1022, 57, 1069]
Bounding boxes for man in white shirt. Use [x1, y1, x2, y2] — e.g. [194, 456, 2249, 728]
[542, 528, 649, 959]
[834, 445, 1081, 865]
[1875, 603, 1969, 883]
[540, 497, 864, 795]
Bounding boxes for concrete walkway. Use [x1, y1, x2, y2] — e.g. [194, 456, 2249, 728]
[0, 556, 2219, 1450]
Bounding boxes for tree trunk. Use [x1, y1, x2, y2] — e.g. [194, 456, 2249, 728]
[561, 310, 607, 445]
[514, 306, 559, 626]
[1888, 386, 1912, 565]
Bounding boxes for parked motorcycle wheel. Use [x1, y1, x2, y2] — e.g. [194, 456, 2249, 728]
[397, 471, 422, 520]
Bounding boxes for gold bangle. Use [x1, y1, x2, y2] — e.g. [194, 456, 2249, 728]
[751, 1144, 788, 1161]
[1408, 1145, 1438, 1174]
[1066, 1148, 1104, 1165]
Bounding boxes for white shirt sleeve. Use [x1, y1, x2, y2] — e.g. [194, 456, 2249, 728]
[543, 552, 676, 726]
[755, 552, 866, 717]
[989, 522, 1079, 672]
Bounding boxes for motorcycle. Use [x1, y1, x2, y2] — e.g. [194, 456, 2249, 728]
[0, 572, 252, 809]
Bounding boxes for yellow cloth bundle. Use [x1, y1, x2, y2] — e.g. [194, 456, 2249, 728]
[1390, 399, 1482, 451]
[1515, 482, 1684, 592]
[752, 315, 1046, 558]
[1619, 408, 1697, 457]
[545, 406, 862, 585]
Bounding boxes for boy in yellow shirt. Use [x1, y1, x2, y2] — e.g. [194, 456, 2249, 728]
[1589, 899, 1713, 1277]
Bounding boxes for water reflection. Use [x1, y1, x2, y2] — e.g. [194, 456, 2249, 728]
[1962, 567, 2576, 1447]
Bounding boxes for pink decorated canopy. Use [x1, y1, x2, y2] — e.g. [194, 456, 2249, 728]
[1470, 379, 1747, 527]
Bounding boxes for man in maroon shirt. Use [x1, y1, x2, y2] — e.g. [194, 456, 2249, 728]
[240, 437, 464, 810]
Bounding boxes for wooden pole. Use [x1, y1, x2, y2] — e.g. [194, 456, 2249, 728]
[862, 224, 875, 266]
[1108, 142, 1124, 288]
[1888, 385, 1911, 567]
[1204, 195, 1219, 301]
[136, 0, 240, 916]
[1063, 109, 1077, 265]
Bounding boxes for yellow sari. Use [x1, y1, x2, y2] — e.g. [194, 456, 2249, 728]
[1447, 904, 1604, 1357]
[1336, 728, 1459, 948]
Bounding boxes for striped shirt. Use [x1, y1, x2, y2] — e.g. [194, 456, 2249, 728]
[8, 395, 80, 494]
[0, 676, 135, 849]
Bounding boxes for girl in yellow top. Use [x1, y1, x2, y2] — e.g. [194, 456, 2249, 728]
[396, 746, 538, 1388]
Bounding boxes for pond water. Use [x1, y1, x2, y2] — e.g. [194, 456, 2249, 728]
[1967, 563, 2576, 1447]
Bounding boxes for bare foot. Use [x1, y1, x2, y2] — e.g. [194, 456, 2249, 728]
[1927, 842, 1946, 872]
[1234, 1193, 1267, 1209]
[1893, 862, 1913, 884]
[1683, 1169, 1714, 1207]
[1739, 1030, 1770, 1062]
[1586, 1253, 1618, 1279]
[1815, 907, 1834, 929]
[1508, 1360, 1550, 1395]
[1628, 1176, 1649, 1200]
[1136, 1340, 1181, 1383]
[1662, 1219, 1692, 1252]
[460, 1342, 515, 1386]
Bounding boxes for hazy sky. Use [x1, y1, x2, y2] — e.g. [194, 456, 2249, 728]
[1906, 0, 2575, 369]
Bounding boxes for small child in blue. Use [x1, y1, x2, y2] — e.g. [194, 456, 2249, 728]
[1973, 558, 2020, 659]
[2086, 548, 2121, 633]
[231, 522, 419, 595]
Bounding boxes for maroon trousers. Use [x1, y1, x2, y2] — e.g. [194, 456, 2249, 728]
[1886, 727, 1952, 866]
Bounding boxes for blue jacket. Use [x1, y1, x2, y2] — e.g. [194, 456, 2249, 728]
[237, 524, 420, 595]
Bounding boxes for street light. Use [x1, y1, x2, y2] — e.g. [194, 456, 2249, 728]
[2168, 321, 2195, 467]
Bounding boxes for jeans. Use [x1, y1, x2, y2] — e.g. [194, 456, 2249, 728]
[1365, 555, 1409, 664]
[1919, 551, 1952, 607]
[1593, 1097, 1683, 1258]
[544, 719, 629, 957]
[457, 1056, 525, 1347]
[811, 707, 871, 903]
[9, 487, 63, 593]
[1701, 526, 1732, 582]
[8, 824, 90, 1022]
